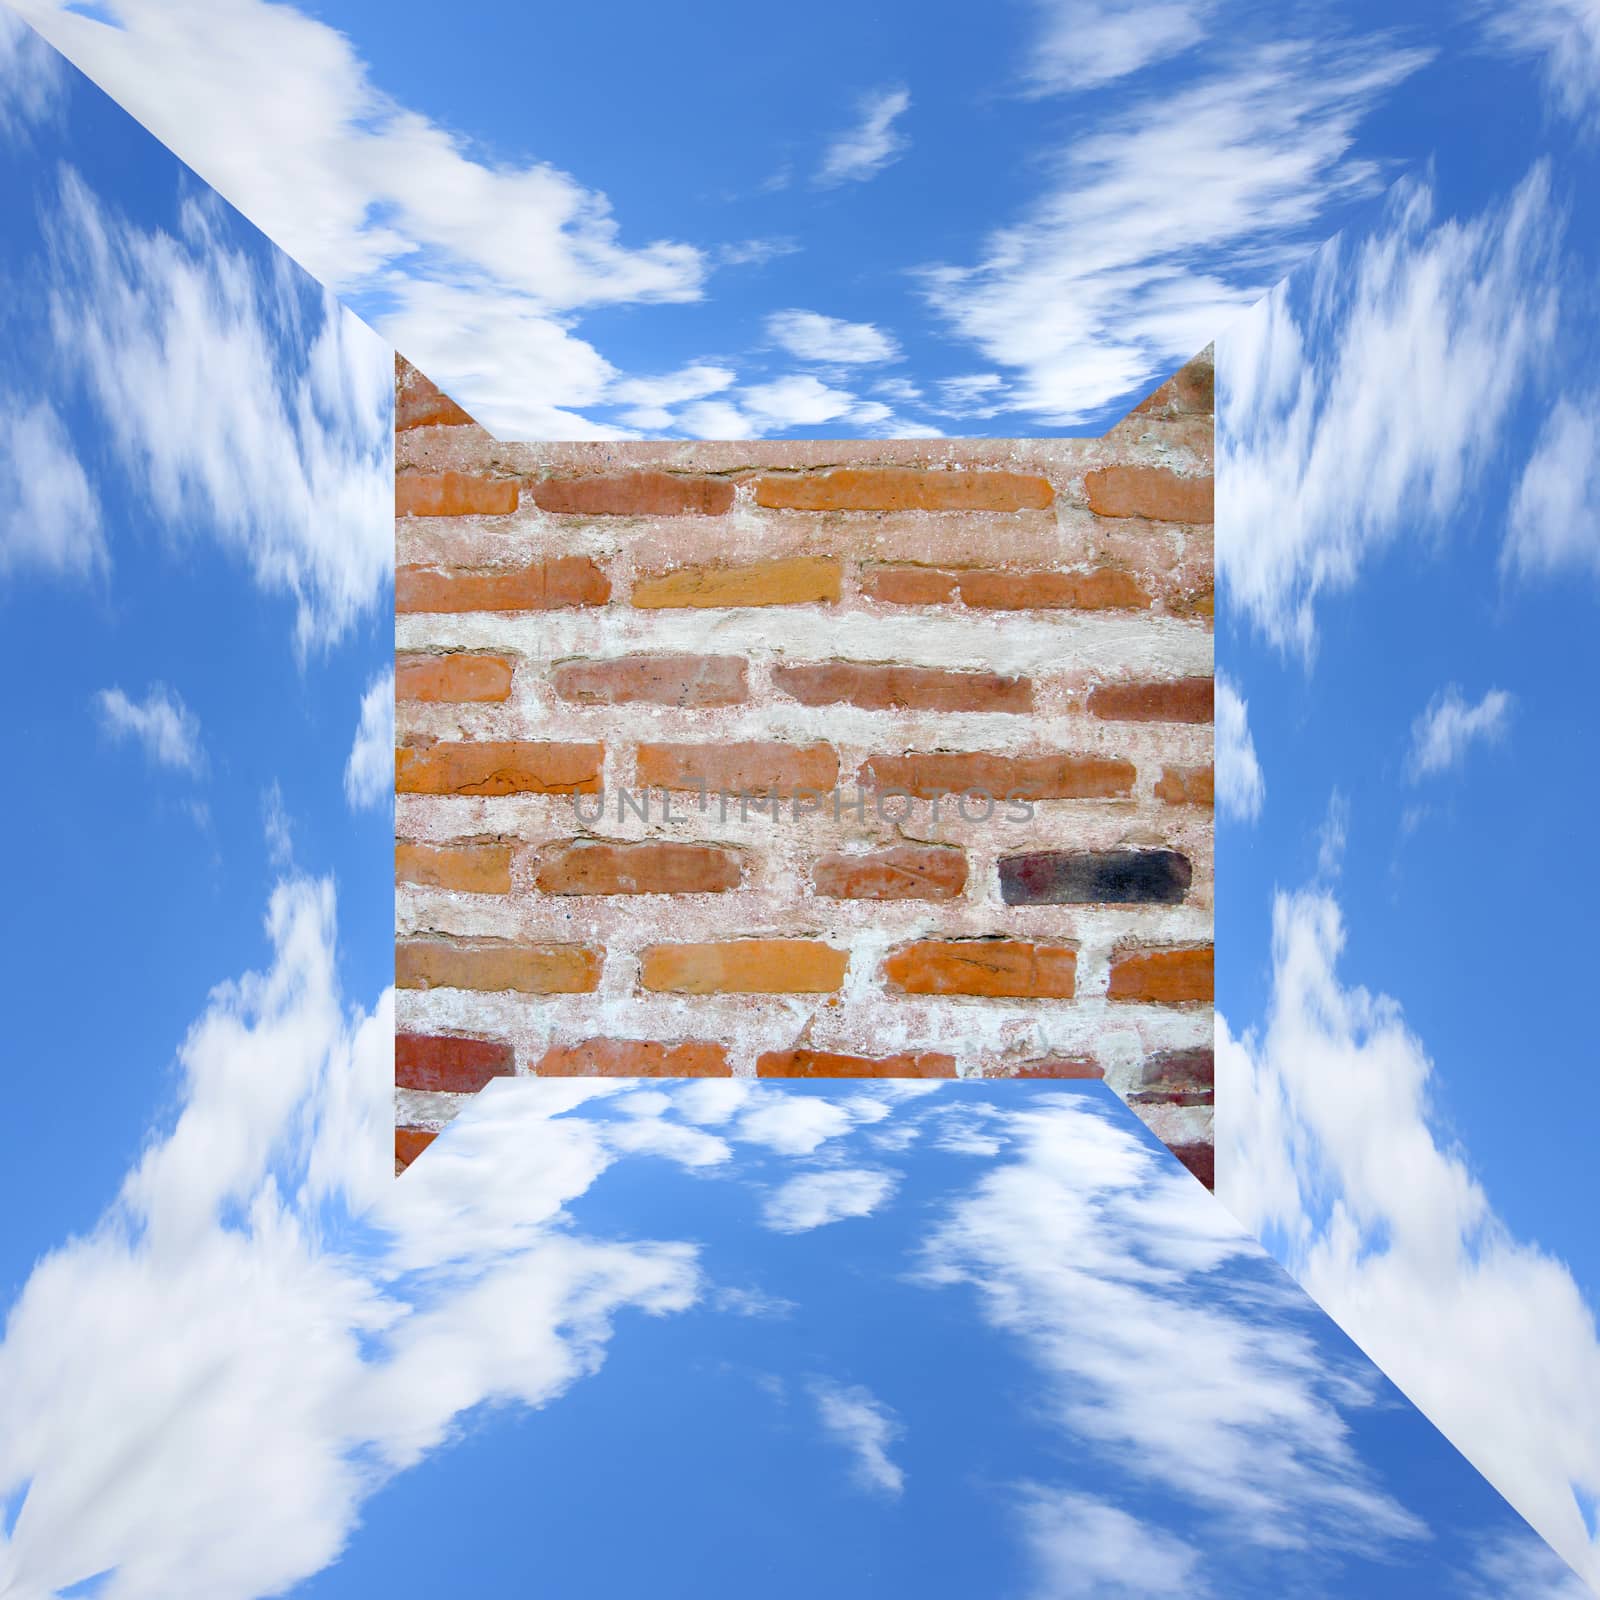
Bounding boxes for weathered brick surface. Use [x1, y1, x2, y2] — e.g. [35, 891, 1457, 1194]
[534, 839, 744, 895]
[396, 1032, 514, 1092]
[552, 654, 748, 707]
[812, 845, 967, 900]
[395, 1126, 437, 1172]
[393, 349, 1215, 1181]
[998, 850, 1192, 906]
[396, 652, 514, 703]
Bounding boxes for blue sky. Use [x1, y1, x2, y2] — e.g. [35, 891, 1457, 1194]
[5, 1, 1600, 1594]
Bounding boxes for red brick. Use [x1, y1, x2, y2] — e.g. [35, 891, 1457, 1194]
[632, 557, 840, 608]
[395, 1127, 437, 1172]
[1156, 766, 1214, 806]
[640, 940, 848, 994]
[395, 558, 609, 612]
[1107, 946, 1213, 1004]
[395, 652, 514, 703]
[395, 840, 512, 894]
[531, 471, 733, 517]
[396, 1032, 514, 1092]
[883, 939, 1076, 999]
[552, 654, 747, 707]
[395, 361, 476, 431]
[859, 751, 1134, 801]
[1088, 678, 1212, 723]
[396, 741, 602, 796]
[1128, 1047, 1215, 1106]
[535, 839, 743, 895]
[859, 565, 960, 605]
[772, 660, 1031, 714]
[636, 741, 838, 796]
[1083, 465, 1212, 523]
[755, 467, 1053, 512]
[397, 471, 518, 517]
[957, 568, 1151, 611]
[1170, 1142, 1215, 1189]
[812, 845, 967, 900]
[537, 1038, 731, 1076]
[977, 1058, 1104, 1079]
[756, 1048, 956, 1077]
[396, 936, 601, 993]
[1131, 355, 1215, 418]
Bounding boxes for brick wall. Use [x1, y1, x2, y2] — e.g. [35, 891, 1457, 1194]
[394, 353, 1215, 1182]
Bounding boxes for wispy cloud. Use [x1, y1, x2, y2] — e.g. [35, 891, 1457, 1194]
[343, 667, 394, 811]
[1217, 163, 1562, 654]
[815, 85, 911, 186]
[263, 780, 294, 868]
[1405, 685, 1514, 781]
[1504, 394, 1600, 581]
[1016, 1487, 1204, 1597]
[1217, 888, 1600, 1590]
[1024, 0, 1214, 93]
[1317, 789, 1350, 878]
[809, 1379, 905, 1495]
[1216, 671, 1264, 822]
[0, 394, 105, 581]
[765, 309, 901, 365]
[1484, 0, 1600, 132]
[925, 35, 1431, 427]
[608, 364, 735, 431]
[762, 1168, 898, 1233]
[0, 6, 65, 138]
[95, 683, 205, 774]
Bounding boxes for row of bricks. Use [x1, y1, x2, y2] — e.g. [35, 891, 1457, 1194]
[395, 742, 1212, 801]
[398, 840, 1198, 905]
[396, 1035, 1216, 1093]
[397, 655, 1214, 719]
[396, 554, 1210, 615]
[396, 463, 1213, 523]
[395, 935, 1213, 1001]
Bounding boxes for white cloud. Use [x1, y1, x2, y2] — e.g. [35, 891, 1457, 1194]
[44, 166, 393, 655]
[1217, 163, 1562, 654]
[1216, 671, 1264, 822]
[0, 394, 105, 581]
[1025, 0, 1214, 93]
[1217, 887, 1600, 1590]
[762, 1168, 897, 1233]
[734, 1094, 858, 1156]
[95, 683, 205, 774]
[1017, 1487, 1204, 1597]
[1505, 395, 1600, 581]
[765, 309, 901, 365]
[1405, 685, 1514, 782]
[815, 85, 911, 186]
[1484, 0, 1600, 131]
[809, 1379, 905, 1495]
[608, 364, 735, 431]
[0, 5, 64, 138]
[343, 667, 394, 811]
[926, 36, 1431, 427]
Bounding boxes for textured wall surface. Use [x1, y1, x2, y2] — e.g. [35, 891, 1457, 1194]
[395, 354, 1215, 1181]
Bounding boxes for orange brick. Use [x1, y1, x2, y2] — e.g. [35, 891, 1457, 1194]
[812, 845, 967, 900]
[957, 568, 1151, 611]
[1155, 766, 1214, 807]
[755, 467, 1053, 512]
[636, 741, 838, 796]
[396, 936, 601, 993]
[395, 741, 602, 796]
[1107, 946, 1213, 1004]
[552, 654, 747, 707]
[883, 939, 1077, 998]
[1088, 678, 1212, 723]
[632, 556, 841, 608]
[860, 751, 1134, 801]
[395, 1126, 437, 1171]
[859, 565, 960, 605]
[395, 840, 513, 894]
[756, 1048, 956, 1077]
[395, 558, 609, 612]
[535, 839, 743, 895]
[536, 1038, 732, 1076]
[395, 652, 514, 703]
[531, 471, 733, 516]
[772, 660, 1031, 714]
[1083, 465, 1212, 523]
[396, 1033, 514, 1092]
[395, 361, 476, 431]
[639, 940, 848, 994]
[396, 471, 518, 517]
